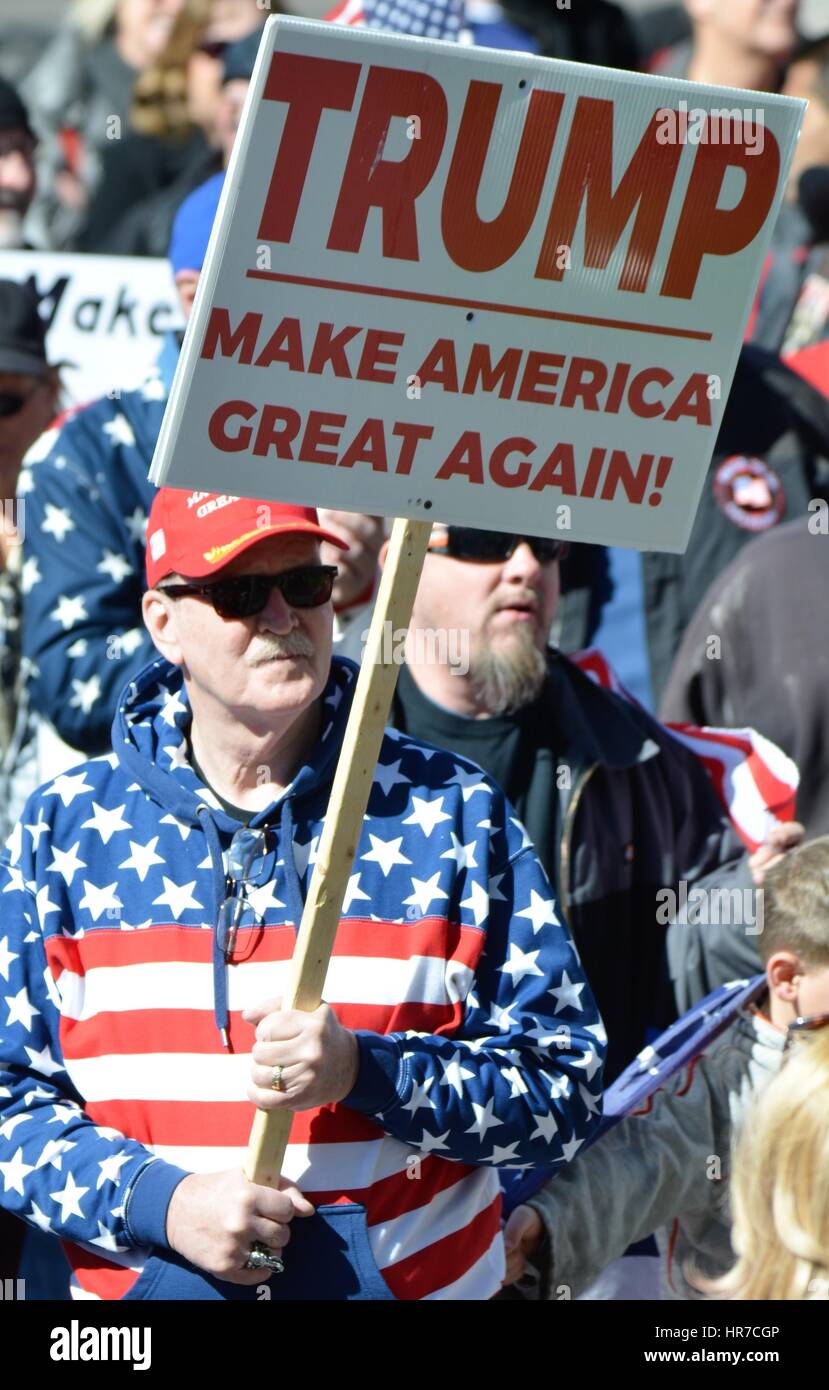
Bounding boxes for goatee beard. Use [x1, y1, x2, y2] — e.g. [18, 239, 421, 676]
[468, 622, 547, 715]
[0, 209, 25, 249]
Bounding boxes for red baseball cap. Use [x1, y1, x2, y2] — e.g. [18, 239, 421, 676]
[145, 488, 349, 587]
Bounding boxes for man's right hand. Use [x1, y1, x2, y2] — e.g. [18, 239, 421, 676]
[165, 1169, 315, 1285]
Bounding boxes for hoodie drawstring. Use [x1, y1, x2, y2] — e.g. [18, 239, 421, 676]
[280, 796, 306, 935]
[198, 805, 232, 1049]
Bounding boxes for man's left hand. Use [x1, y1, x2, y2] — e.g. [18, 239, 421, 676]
[748, 820, 805, 885]
[244, 998, 361, 1111]
[502, 1205, 543, 1286]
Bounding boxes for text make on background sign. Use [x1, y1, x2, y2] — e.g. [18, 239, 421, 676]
[0, 253, 182, 404]
[151, 17, 804, 552]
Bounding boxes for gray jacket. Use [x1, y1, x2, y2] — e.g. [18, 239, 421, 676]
[20, 28, 136, 249]
[526, 1001, 785, 1300]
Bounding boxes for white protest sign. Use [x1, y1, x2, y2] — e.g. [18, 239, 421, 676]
[0, 252, 182, 404]
[150, 16, 804, 552]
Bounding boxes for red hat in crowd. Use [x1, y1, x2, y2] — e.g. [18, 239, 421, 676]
[145, 488, 348, 587]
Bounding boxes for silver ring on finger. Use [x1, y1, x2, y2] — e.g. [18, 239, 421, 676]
[244, 1242, 285, 1273]
[270, 1064, 285, 1092]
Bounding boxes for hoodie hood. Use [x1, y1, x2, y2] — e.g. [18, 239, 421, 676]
[112, 653, 359, 1043]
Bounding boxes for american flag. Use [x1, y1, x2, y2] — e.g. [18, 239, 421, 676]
[573, 648, 798, 852]
[328, 0, 465, 42]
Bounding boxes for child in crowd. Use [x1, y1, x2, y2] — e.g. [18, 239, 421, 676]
[503, 836, 829, 1299]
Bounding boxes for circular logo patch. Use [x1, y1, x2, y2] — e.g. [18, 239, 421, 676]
[712, 456, 786, 532]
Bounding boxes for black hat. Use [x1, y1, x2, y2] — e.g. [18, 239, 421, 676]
[0, 77, 33, 139]
[0, 279, 48, 377]
[222, 27, 264, 86]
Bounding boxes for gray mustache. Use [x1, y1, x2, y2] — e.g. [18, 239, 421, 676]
[244, 631, 316, 666]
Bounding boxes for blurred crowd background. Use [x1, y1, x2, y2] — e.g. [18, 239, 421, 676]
[1, 1, 827, 257]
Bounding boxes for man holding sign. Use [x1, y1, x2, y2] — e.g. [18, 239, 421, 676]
[0, 488, 603, 1301]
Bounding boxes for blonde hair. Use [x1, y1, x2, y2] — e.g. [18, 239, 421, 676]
[130, 0, 213, 141]
[705, 1032, 829, 1300]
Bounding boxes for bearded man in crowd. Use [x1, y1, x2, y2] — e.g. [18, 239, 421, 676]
[389, 525, 802, 1081]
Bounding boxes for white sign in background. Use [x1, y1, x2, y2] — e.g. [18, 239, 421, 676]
[0, 252, 183, 405]
[151, 17, 804, 552]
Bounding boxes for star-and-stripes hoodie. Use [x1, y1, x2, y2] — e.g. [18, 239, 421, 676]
[0, 655, 605, 1301]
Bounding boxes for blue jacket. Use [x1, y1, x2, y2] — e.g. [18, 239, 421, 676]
[0, 655, 604, 1300]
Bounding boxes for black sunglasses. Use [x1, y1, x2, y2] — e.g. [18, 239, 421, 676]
[0, 392, 25, 418]
[784, 1011, 829, 1053]
[428, 527, 568, 565]
[197, 38, 230, 59]
[159, 565, 338, 619]
[216, 827, 271, 963]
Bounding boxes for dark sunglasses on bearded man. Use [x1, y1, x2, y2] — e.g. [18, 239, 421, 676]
[427, 526, 569, 565]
